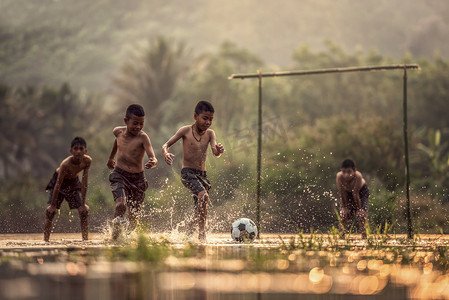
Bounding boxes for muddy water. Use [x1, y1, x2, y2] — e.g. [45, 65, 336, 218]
[0, 233, 448, 299]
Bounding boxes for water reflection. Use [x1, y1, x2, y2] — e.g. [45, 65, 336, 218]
[0, 233, 448, 299]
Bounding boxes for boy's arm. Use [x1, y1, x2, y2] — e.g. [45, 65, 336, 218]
[143, 133, 158, 169]
[162, 127, 187, 165]
[113, 126, 125, 136]
[352, 175, 363, 210]
[81, 158, 92, 205]
[336, 174, 348, 209]
[209, 130, 225, 158]
[46, 165, 67, 218]
[107, 139, 117, 170]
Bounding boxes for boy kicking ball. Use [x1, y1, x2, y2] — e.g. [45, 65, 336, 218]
[162, 101, 224, 242]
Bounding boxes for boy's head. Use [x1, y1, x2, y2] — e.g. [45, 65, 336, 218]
[125, 104, 145, 119]
[194, 101, 215, 132]
[340, 158, 356, 180]
[124, 104, 145, 136]
[194, 101, 215, 115]
[70, 136, 87, 157]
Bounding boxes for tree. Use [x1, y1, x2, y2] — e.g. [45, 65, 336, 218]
[114, 36, 190, 130]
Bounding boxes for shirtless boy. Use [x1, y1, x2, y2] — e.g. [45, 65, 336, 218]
[336, 158, 370, 238]
[162, 101, 224, 242]
[107, 104, 157, 239]
[44, 137, 92, 242]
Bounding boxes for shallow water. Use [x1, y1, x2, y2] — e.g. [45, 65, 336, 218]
[1, 233, 449, 299]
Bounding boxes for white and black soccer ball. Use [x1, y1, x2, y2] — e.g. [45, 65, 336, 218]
[231, 218, 258, 242]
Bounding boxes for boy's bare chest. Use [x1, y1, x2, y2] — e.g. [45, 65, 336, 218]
[184, 136, 209, 153]
[65, 164, 86, 178]
[117, 136, 143, 154]
[341, 179, 356, 192]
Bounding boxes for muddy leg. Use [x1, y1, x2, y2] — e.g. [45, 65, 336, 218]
[197, 191, 209, 242]
[78, 204, 89, 241]
[112, 197, 127, 240]
[44, 209, 56, 242]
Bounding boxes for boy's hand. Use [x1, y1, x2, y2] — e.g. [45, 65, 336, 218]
[340, 207, 349, 220]
[216, 143, 225, 154]
[145, 157, 158, 169]
[164, 153, 175, 165]
[46, 204, 57, 219]
[79, 204, 89, 214]
[107, 158, 115, 170]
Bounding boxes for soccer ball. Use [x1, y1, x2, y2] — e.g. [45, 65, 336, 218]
[231, 218, 258, 242]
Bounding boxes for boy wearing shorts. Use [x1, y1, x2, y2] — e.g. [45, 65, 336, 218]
[44, 137, 91, 242]
[162, 101, 224, 241]
[336, 158, 370, 238]
[107, 104, 157, 239]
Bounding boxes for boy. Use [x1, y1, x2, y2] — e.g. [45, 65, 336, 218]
[44, 137, 91, 242]
[162, 101, 224, 242]
[107, 104, 157, 239]
[336, 158, 370, 238]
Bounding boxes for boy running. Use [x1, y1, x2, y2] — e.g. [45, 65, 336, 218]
[107, 104, 157, 239]
[162, 101, 224, 242]
[44, 137, 91, 242]
[336, 158, 370, 238]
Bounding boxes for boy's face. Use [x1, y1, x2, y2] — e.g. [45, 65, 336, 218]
[70, 144, 87, 159]
[194, 111, 214, 132]
[124, 114, 145, 136]
[341, 167, 355, 181]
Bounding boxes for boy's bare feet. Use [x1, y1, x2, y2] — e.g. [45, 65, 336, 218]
[112, 217, 125, 240]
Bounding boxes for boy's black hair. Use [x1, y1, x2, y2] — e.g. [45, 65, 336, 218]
[125, 104, 145, 119]
[71, 136, 87, 148]
[341, 159, 356, 170]
[194, 101, 215, 115]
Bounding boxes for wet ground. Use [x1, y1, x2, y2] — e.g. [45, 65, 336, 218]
[1, 233, 449, 299]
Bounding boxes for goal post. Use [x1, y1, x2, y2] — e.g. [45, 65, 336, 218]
[229, 64, 420, 239]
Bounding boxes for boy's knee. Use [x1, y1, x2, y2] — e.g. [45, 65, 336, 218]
[198, 191, 209, 203]
[340, 214, 350, 224]
[46, 211, 55, 221]
[79, 209, 89, 220]
[46, 208, 56, 220]
[115, 197, 126, 208]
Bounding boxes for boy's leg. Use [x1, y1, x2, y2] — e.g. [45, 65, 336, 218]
[127, 196, 144, 231]
[357, 186, 370, 239]
[109, 170, 129, 240]
[114, 196, 127, 218]
[339, 211, 349, 237]
[112, 196, 127, 240]
[78, 204, 89, 241]
[197, 190, 209, 241]
[356, 210, 367, 239]
[44, 208, 56, 242]
[44, 190, 63, 242]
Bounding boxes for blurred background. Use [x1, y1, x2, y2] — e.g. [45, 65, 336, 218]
[1, 0, 448, 234]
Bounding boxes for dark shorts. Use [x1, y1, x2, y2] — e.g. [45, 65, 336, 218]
[181, 168, 211, 205]
[109, 167, 148, 212]
[345, 184, 370, 217]
[46, 172, 82, 210]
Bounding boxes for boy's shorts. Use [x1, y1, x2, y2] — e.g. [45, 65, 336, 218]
[181, 168, 211, 205]
[46, 172, 83, 210]
[345, 184, 370, 218]
[109, 167, 148, 213]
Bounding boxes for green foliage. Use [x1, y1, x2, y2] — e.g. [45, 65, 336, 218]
[2, 35, 449, 234]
